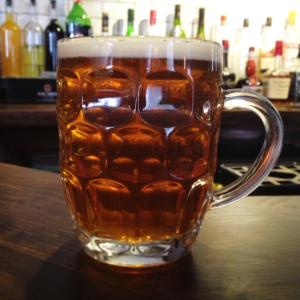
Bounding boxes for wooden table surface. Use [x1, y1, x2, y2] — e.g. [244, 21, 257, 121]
[0, 163, 300, 300]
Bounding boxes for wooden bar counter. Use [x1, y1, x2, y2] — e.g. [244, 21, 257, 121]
[0, 163, 300, 299]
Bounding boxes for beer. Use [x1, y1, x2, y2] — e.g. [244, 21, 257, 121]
[57, 37, 222, 247]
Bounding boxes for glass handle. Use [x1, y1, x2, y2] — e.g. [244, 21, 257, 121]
[211, 89, 284, 208]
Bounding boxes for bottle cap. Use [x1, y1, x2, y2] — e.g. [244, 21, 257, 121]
[175, 4, 181, 11]
[222, 39, 229, 50]
[287, 11, 296, 26]
[274, 41, 283, 56]
[221, 15, 227, 24]
[128, 8, 134, 21]
[150, 10, 156, 25]
[50, 0, 56, 9]
[31, 0, 36, 5]
[6, 0, 12, 7]
[243, 18, 249, 27]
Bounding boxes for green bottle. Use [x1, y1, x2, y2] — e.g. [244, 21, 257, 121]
[169, 5, 186, 38]
[196, 8, 205, 40]
[66, 0, 91, 38]
[126, 9, 134, 36]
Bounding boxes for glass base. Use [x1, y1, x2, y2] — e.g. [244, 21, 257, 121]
[79, 228, 199, 268]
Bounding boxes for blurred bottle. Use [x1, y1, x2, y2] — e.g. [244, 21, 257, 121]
[45, 0, 64, 72]
[169, 5, 186, 38]
[289, 46, 300, 102]
[196, 8, 205, 40]
[259, 17, 275, 77]
[222, 40, 235, 89]
[148, 10, 158, 36]
[112, 19, 124, 36]
[22, 0, 45, 77]
[264, 41, 291, 102]
[233, 18, 254, 81]
[236, 47, 263, 93]
[210, 15, 230, 44]
[126, 9, 134, 36]
[283, 11, 299, 71]
[102, 13, 109, 36]
[66, 0, 91, 38]
[0, 0, 21, 77]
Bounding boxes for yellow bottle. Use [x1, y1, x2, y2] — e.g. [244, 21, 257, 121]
[0, 0, 21, 77]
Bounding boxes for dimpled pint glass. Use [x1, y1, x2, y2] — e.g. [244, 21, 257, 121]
[57, 37, 283, 267]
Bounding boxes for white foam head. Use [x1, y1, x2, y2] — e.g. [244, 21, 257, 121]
[58, 37, 222, 62]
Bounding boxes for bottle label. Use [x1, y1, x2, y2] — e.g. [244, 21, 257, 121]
[266, 77, 291, 100]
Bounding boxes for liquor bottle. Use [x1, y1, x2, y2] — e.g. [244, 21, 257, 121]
[22, 0, 45, 77]
[148, 10, 157, 36]
[222, 40, 235, 89]
[112, 19, 124, 36]
[210, 15, 229, 44]
[264, 41, 291, 102]
[283, 11, 299, 71]
[289, 46, 300, 102]
[236, 47, 263, 93]
[168, 5, 186, 38]
[259, 17, 275, 76]
[66, 0, 92, 38]
[102, 13, 109, 36]
[196, 8, 205, 40]
[0, 0, 21, 77]
[233, 18, 253, 81]
[126, 9, 134, 36]
[45, 0, 65, 72]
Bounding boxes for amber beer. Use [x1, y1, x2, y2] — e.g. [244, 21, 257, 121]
[57, 37, 223, 263]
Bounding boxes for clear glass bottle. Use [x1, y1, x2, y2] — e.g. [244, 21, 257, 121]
[66, 0, 91, 38]
[148, 10, 157, 36]
[233, 18, 254, 81]
[259, 17, 275, 76]
[196, 8, 205, 40]
[45, 0, 65, 72]
[264, 41, 291, 102]
[168, 5, 186, 38]
[0, 0, 21, 77]
[101, 13, 109, 36]
[126, 9, 134, 36]
[22, 0, 45, 77]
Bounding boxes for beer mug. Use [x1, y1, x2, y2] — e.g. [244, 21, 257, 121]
[57, 37, 283, 267]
